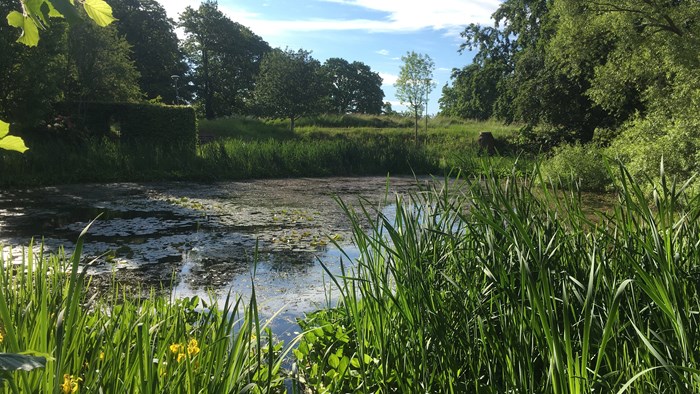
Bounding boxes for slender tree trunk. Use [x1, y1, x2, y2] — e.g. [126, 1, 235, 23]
[290, 116, 295, 133]
[414, 107, 419, 145]
[203, 47, 214, 119]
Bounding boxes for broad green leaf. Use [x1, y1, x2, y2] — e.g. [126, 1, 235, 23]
[82, 0, 116, 27]
[0, 353, 46, 372]
[0, 120, 9, 139]
[0, 135, 29, 153]
[7, 11, 40, 47]
[47, 0, 80, 23]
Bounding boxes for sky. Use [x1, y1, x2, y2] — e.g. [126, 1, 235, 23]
[156, 0, 503, 114]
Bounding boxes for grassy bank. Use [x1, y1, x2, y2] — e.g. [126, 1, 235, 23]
[0, 115, 522, 187]
[295, 165, 700, 393]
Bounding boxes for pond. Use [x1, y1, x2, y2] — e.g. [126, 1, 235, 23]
[0, 176, 431, 338]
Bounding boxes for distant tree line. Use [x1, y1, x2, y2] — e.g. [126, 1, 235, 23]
[0, 0, 386, 130]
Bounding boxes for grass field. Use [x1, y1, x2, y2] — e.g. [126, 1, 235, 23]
[0, 115, 523, 187]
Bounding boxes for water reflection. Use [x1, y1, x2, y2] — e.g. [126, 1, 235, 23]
[0, 177, 423, 331]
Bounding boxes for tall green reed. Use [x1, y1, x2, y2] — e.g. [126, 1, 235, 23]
[0, 230, 287, 393]
[297, 162, 700, 393]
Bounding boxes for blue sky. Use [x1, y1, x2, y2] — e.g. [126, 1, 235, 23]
[158, 0, 502, 114]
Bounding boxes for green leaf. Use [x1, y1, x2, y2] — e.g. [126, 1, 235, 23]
[0, 120, 9, 139]
[47, 0, 80, 23]
[0, 135, 29, 153]
[82, 0, 116, 27]
[6, 11, 40, 47]
[328, 353, 339, 369]
[0, 353, 46, 372]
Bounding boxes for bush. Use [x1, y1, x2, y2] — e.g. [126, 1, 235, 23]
[540, 143, 612, 191]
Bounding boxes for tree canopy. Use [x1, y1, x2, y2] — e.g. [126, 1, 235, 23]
[180, 0, 270, 118]
[322, 58, 384, 115]
[395, 51, 435, 143]
[254, 48, 326, 132]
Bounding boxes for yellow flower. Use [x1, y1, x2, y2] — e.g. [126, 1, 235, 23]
[61, 374, 82, 394]
[177, 353, 186, 363]
[169, 343, 183, 355]
[0, 331, 4, 344]
[187, 338, 200, 356]
[99, 351, 104, 361]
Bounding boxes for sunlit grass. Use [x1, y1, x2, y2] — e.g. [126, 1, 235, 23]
[295, 163, 700, 393]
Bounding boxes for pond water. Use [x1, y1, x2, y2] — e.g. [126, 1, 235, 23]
[0, 176, 429, 337]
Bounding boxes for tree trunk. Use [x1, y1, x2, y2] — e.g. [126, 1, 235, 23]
[290, 116, 295, 133]
[414, 108, 419, 145]
[203, 47, 214, 120]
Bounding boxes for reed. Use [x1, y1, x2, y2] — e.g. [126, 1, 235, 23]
[0, 227, 287, 393]
[295, 162, 700, 393]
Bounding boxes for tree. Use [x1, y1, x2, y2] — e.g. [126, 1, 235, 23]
[3, 0, 116, 152]
[110, 0, 188, 102]
[65, 16, 142, 103]
[394, 51, 435, 144]
[322, 58, 384, 114]
[180, 1, 270, 118]
[254, 48, 326, 132]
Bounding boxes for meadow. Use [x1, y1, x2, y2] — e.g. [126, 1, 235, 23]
[0, 115, 522, 187]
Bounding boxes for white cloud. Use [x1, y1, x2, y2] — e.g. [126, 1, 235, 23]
[379, 72, 398, 86]
[376, 49, 390, 56]
[158, 0, 499, 38]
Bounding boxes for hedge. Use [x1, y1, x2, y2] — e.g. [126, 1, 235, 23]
[58, 102, 198, 154]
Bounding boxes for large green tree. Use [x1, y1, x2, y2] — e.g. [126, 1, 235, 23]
[395, 51, 435, 144]
[254, 48, 326, 132]
[180, 1, 270, 118]
[110, 0, 187, 102]
[322, 58, 384, 114]
[65, 16, 142, 103]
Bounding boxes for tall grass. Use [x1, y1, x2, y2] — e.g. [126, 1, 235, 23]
[0, 228, 288, 393]
[295, 163, 700, 393]
[0, 116, 523, 187]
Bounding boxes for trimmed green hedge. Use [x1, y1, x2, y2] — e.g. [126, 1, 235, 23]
[59, 102, 198, 154]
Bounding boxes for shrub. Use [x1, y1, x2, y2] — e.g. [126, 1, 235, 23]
[540, 143, 612, 191]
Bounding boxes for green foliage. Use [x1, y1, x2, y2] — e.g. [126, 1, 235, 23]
[59, 102, 198, 153]
[0, 117, 522, 186]
[110, 0, 188, 102]
[0, 237, 286, 392]
[254, 48, 326, 132]
[0, 120, 28, 153]
[297, 164, 700, 392]
[321, 58, 384, 115]
[7, 0, 115, 47]
[394, 51, 436, 142]
[180, 0, 271, 118]
[65, 16, 142, 102]
[541, 143, 612, 191]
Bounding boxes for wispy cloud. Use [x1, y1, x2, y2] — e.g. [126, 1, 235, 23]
[159, 0, 499, 38]
[376, 49, 390, 56]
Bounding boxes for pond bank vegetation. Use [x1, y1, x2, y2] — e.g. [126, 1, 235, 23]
[2, 164, 699, 393]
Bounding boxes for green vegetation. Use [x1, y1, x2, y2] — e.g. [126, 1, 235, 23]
[0, 230, 287, 393]
[441, 0, 700, 193]
[0, 116, 522, 187]
[295, 164, 700, 393]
